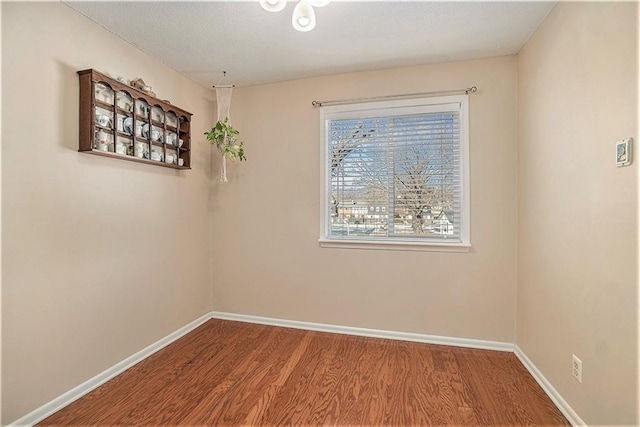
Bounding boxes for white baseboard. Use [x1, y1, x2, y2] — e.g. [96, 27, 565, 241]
[8, 312, 213, 427]
[514, 345, 586, 427]
[210, 311, 514, 352]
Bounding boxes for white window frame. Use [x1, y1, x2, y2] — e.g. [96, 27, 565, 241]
[319, 95, 471, 252]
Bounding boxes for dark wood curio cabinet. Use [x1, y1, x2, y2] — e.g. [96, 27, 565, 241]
[78, 69, 192, 170]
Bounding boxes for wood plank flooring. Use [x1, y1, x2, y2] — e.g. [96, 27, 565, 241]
[40, 319, 569, 426]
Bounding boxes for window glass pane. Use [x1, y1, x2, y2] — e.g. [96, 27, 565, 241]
[391, 112, 459, 239]
[327, 108, 461, 242]
[329, 118, 388, 237]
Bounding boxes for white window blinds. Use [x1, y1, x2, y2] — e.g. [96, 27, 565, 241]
[322, 97, 469, 247]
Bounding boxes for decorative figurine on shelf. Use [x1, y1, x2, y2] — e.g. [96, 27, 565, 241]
[130, 77, 145, 90]
[130, 77, 156, 97]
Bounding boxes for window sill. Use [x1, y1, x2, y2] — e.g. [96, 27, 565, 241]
[318, 238, 472, 253]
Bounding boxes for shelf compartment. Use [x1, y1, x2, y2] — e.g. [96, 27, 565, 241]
[116, 115, 130, 134]
[165, 148, 178, 166]
[134, 122, 149, 139]
[94, 82, 114, 105]
[133, 140, 150, 159]
[134, 99, 150, 119]
[116, 91, 133, 113]
[166, 112, 179, 128]
[163, 130, 178, 147]
[150, 146, 164, 162]
[94, 128, 114, 152]
[94, 106, 114, 129]
[151, 106, 165, 123]
[115, 136, 134, 156]
[149, 125, 163, 143]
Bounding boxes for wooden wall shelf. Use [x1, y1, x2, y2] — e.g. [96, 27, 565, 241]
[77, 69, 193, 170]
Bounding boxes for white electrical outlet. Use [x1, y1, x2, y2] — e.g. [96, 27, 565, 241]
[572, 354, 583, 383]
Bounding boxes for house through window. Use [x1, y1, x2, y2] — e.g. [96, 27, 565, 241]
[320, 95, 470, 250]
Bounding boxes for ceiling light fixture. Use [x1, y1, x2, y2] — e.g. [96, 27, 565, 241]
[259, 0, 286, 13]
[260, 0, 330, 32]
[292, 1, 316, 32]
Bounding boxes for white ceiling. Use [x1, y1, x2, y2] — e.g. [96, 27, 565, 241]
[64, 1, 555, 88]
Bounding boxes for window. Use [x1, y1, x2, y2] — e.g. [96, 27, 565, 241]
[319, 95, 470, 251]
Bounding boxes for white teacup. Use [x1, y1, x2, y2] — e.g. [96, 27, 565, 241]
[151, 150, 162, 162]
[134, 142, 147, 158]
[95, 140, 108, 151]
[96, 114, 111, 128]
[115, 142, 127, 155]
[165, 133, 175, 146]
[95, 130, 109, 151]
[151, 128, 161, 141]
[165, 154, 174, 164]
[178, 158, 185, 167]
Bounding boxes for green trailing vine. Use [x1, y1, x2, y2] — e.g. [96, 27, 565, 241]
[204, 118, 246, 162]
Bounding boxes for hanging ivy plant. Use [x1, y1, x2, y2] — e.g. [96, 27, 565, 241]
[204, 118, 246, 162]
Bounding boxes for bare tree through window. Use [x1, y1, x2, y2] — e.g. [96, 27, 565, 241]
[328, 112, 458, 239]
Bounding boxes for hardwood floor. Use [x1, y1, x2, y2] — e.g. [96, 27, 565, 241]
[40, 319, 569, 426]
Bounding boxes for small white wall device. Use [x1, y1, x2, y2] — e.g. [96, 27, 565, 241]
[616, 137, 633, 167]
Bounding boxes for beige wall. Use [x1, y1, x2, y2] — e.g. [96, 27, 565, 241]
[211, 56, 519, 343]
[517, 2, 638, 425]
[1, 3, 215, 423]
